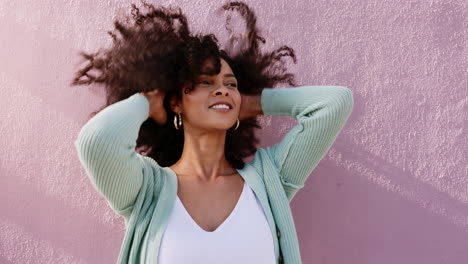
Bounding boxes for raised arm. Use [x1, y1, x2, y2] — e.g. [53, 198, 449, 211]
[259, 86, 354, 201]
[74, 93, 151, 216]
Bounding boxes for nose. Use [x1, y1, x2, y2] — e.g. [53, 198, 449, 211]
[212, 85, 230, 97]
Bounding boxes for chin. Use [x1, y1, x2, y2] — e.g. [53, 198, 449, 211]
[210, 123, 234, 131]
[216, 126, 233, 131]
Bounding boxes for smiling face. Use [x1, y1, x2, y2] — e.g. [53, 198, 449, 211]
[170, 58, 241, 132]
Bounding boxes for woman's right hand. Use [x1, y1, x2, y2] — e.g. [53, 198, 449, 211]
[139, 90, 167, 125]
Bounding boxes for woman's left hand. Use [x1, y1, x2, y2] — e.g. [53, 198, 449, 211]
[238, 93, 263, 121]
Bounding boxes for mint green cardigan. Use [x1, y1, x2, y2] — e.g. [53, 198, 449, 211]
[74, 85, 354, 264]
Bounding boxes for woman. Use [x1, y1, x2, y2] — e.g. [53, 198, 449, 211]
[72, 1, 353, 263]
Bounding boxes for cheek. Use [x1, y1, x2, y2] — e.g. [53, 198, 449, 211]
[234, 92, 242, 107]
[183, 95, 208, 115]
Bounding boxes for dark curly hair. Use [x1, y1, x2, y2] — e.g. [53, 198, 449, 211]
[71, 0, 299, 169]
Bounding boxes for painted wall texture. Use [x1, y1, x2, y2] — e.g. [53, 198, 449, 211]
[1, 0, 467, 263]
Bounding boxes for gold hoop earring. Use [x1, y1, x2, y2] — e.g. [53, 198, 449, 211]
[174, 113, 183, 130]
[229, 118, 240, 131]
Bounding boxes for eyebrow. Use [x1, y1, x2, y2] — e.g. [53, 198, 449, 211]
[199, 73, 236, 78]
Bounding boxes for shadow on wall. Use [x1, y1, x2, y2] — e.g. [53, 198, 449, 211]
[287, 91, 468, 263]
[0, 165, 124, 263]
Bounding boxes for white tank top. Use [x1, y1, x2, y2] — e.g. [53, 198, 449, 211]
[158, 181, 276, 263]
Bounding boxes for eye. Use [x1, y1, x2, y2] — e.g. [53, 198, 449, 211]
[198, 80, 211, 85]
[227, 83, 238, 88]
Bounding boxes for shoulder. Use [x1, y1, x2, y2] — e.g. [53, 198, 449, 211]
[138, 155, 168, 189]
[244, 148, 278, 180]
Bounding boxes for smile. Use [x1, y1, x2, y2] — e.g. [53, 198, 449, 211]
[209, 104, 231, 109]
[209, 103, 232, 112]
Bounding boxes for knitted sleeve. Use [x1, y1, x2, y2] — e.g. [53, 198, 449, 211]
[260, 86, 354, 201]
[74, 93, 151, 214]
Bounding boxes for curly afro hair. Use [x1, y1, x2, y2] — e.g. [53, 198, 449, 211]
[71, 0, 299, 169]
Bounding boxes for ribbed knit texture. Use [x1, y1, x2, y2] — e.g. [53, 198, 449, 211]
[74, 85, 354, 264]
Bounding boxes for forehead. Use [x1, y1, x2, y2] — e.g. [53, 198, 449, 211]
[200, 58, 234, 76]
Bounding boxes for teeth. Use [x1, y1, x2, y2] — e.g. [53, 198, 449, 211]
[210, 104, 230, 109]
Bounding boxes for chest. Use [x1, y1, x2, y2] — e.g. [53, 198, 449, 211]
[158, 176, 278, 263]
[176, 174, 245, 232]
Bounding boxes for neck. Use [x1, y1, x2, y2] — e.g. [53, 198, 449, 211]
[171, 128, 236, 182]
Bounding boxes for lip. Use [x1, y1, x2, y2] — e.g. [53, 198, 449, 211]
[210, 107, 231, 113]
[208, 101, 233, 109]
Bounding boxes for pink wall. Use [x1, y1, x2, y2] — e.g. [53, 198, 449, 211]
[1, 0, 467, 263]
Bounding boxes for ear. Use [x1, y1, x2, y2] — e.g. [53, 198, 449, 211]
[169, 94, 182, 114]
[171, 81, 192, 113]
